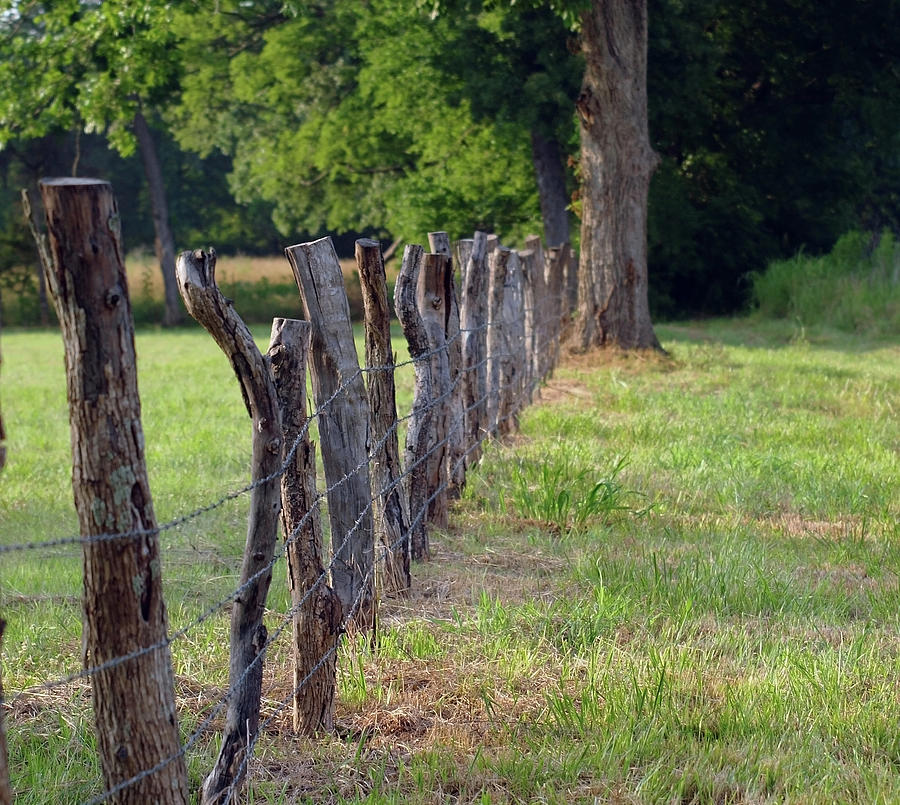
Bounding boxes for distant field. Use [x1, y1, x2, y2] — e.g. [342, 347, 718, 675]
[1, 318, 899, 803]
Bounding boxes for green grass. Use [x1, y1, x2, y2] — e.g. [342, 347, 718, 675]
[1, 316, 899, 803]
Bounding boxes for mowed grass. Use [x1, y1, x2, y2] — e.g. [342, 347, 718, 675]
[1, 316, 898, 803]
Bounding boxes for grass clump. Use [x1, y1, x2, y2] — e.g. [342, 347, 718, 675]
[498, 452, 637, 536]
[751, 229, 900, 336]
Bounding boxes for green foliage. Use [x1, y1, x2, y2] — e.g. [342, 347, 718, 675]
[647, 0, 900, 317]
[751, 231, 900, 336]
[0, 1, 182, 153]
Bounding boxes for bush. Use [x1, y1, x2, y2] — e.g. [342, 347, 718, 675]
[750, 231, 900, 336]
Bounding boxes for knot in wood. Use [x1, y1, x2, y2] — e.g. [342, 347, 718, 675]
[105, 286, 123, 308]
[267, 436, 282, 454]
[431, 297, 441, 309]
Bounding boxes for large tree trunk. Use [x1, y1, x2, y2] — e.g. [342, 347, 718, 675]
[573, 0, 661, 351]
[133, 110, 183, 327]
[530, 130, 570, 248]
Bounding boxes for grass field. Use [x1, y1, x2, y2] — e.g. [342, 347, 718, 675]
[1, 316, 898, 803]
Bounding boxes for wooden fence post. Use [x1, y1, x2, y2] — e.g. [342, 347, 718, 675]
[355, 239, 412, 593]
[267, 318, 342, 735]
[427, 232, 465, 498]
[459, 232, 489, 466]
[565, 245, 578, 321]
[285, 238, 376, 631]
[525, 235, 550, 382]
[176, 248, 283, 805]
[485, 246, 510, 437]
[393, 245, 432, 560]
[418, 252, 452, 528]
[518, 248, 537, 403]
[40, 178, 188, 804]
[546, 243, 569, 375]
[500, 250, 526, 435]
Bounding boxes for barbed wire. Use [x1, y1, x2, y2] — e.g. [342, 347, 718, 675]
[2, 277, 572, 803]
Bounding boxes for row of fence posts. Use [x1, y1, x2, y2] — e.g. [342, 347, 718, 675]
[12, 177, 576, 804]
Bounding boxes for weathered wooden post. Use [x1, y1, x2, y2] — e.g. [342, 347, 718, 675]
[519, 248, 537, 403]
[456, 238, 474, 292]
[565, 245, 578, 321]
[39, 178, 189, 804]
[285, 238, 376, 630]
[176, 248, 283, 805]
[525, 234, 550, 382]
[355, 239, 411, 592]
[500, 250, 526, 434]
[428, 232, 465, 498]
[485, 246, 510, 437]
[459, 232, 489, 466]
[546, 243, 569, 375]
[394, 245, 432, 560]
[418, 252, 452, 528]
[267, 318, 342, 735]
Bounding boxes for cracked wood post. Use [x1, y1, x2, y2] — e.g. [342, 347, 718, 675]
[268, 318, 342, 735]
[39, 178, 188, 804]
[518, 249, 537, 403]
[428, 232, 465, 498]
[285, 237, 375, 631]
[485, 246, 509, 438]
[525, 235, 550, 383]
[176, 248, 283, 805]
[459, 232, 489, 467]
[355, 239, 411, 593]
[393, 245, 431, 560]
[418, 252, 452, 529]
[499, 250, 526, 435]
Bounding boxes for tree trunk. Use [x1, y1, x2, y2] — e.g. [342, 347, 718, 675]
[267, 319, 341, 736]
[355, 239, 412, 593]
[133, 110, 182, 327]
[175, 248, 284, 805]
[530, 130, 570, 248]
[39, 178, 189, 804]
[573, 0, 661, 351]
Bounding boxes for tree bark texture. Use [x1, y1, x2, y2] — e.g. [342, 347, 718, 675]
[393, 245, 431, 561]
[574, 0, 661, 350]
[175, 248, 283, 805]
[267, 318, 342, 736]
[458, 232, 489, 468]
[133, 110, 183, 327]
[355, 239, 411, 593]
[530, 130, 571, 249]
[285, 238, 375, 631]
[39, 178, 188, 805]
[485, 247, 510, 438]
[418, 253, 452, 528]
[427, 232, 465, 498]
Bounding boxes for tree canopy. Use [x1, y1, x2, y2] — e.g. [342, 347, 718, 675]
[1, 0, 898, 322]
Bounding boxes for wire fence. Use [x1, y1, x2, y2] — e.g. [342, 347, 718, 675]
[1, 228, 576, 804]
